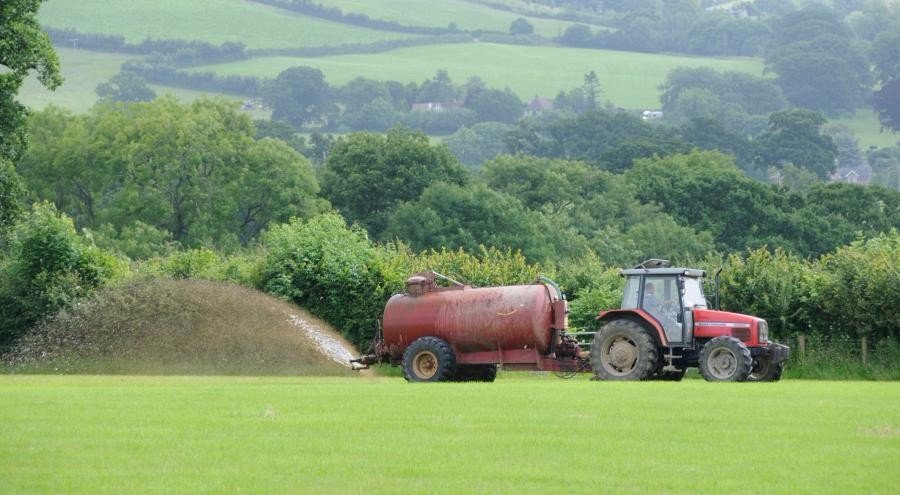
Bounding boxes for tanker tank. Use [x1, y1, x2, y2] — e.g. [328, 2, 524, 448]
[381, 272, 567, 360]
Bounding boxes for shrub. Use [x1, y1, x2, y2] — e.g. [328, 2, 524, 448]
[259, 213, 392, 348]
[0, 203, 125, 346]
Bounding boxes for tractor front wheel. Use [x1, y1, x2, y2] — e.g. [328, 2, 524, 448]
[699, 336, 753, 382]
[590, 319, 658, 381]
[403, 337, 457, 382]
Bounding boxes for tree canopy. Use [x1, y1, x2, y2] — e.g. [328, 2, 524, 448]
[320, 127, 468, 237]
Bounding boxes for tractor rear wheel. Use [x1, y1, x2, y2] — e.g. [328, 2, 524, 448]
[403, 337, 457, 382]
[590, 319, 658, 381]
[699, 336, 752, 382]
[749, 355, 784, 382]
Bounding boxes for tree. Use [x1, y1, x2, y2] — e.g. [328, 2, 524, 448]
[870, 31, 900, 83]
[0, 158, 24, 233]
[320, 127, 469, 237]
[765, 5, 872, 116]
[559, 24, 593, 46]
[624, 151, 795, 253]
[466, 87, 523, 123]
[582, 71, 601, 110]
[660, 67, 787, 117]
[756, 109, 839, 179]
[339, 96, 401, 131]
[874, 78, 900, 132]
[416, 69, 459, 103]
[231, 138, 322, 243]
[1, 0, 63, 163]
[95, 71, 156, 102]
[17, 97, 321, 249]
[0, 0, 62, 224]
[382, 182, 591, 262]
[509, 17, 534, 35]
[336, 76, 391, 108]
[443, 122, 513, 169]
[262, 66, 333, 128]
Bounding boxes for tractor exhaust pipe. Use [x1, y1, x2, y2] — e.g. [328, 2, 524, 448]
[714, 267, 723, 310]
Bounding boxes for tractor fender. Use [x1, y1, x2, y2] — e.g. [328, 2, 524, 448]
[596, 309, 668, 347]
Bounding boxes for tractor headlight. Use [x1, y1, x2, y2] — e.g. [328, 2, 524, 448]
[758, 320, 768, 344]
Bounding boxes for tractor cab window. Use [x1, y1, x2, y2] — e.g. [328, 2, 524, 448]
[682, 276, 708, 309]
[622, 277, 640, 308]
[642, 276, 684, 343]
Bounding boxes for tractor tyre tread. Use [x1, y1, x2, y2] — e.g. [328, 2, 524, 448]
[699, 336, 753, 382]
[590, 319, 658, 381]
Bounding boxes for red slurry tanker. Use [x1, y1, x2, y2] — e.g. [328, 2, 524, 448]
[352, 260, 790, 382]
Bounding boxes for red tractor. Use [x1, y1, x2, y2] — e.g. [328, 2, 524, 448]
[591, 259, 789, 382]
[351, 261, 789, 382]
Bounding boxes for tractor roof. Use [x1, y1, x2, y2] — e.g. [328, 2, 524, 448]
[620, 267, 706, 277]
[622, 260, 705, 277]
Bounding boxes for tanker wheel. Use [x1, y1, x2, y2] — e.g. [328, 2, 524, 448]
[699, 336, 753, 382]
[749, 355, 784, 382]
[453, 364, 498, 382]
[402, 337, 457, 382]
[590, 319, 658, 381]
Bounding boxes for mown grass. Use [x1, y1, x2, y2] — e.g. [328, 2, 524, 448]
[0, 375, 896, 494]
[196, 42, 765, 108]
[316, 0, 591, 37]
[38, 0, 414, 49]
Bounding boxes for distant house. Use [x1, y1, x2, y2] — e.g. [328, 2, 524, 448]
[525, 96, 554, 116]
[411, 101, 460, 112]
[642, 110, 664, 120]
[830, 165, 872, 185]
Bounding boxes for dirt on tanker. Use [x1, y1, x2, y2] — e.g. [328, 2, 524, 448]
[2, 278, 363, 376]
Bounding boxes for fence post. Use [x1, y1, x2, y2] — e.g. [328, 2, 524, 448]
[861, 336, 868, 365]
[798, 334, 806, 360]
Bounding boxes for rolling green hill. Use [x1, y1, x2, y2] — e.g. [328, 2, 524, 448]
[20, 0, 893, 148]
[315, 0, 597, 37]
[192, 43, 766, 109]
[38, 0, 416, 49]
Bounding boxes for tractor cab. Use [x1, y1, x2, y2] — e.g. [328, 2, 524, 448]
[620, 260, 708, 346]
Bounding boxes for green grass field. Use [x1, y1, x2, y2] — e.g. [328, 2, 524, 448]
[17, 48, 253, 114]
[833, 109, 900, 149]
[17, 48, 136, 112]
[195, 42, 765, 109]
[316, 0, 591, 37]
[38, 0, 415, 49]
[1, 375, 897, 494]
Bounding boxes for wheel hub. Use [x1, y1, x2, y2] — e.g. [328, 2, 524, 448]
[605, 337, 638, 373]
[412, 351, 438, 379]
[709, 348, 737, 379]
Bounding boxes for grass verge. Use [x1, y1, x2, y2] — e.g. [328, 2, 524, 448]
[1, 375, 897, 494]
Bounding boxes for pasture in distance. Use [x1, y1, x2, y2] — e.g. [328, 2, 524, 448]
[193, 42, 766, 109]
[1, 375, 897, 494]
[38, 0, 415, 49]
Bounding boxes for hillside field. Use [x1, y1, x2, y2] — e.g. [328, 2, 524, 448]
[315, 0, 600, 37]
[38, 0, 415, 49]
[194, 43, 766, 109]
[1, 375, 897, 494]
